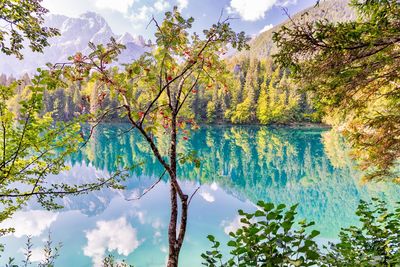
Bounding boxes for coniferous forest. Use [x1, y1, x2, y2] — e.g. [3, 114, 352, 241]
[0, 59, 319, 125]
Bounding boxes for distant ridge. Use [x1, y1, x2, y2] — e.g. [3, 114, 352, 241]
[232, 0, 356, 61]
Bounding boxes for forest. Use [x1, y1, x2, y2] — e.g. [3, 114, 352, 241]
[0, 58, 319, 125]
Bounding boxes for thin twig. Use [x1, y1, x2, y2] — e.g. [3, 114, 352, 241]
[188, 186, 201, 206]
[125, 169, 167, 201]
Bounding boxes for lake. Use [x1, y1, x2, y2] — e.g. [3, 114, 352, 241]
[1, 124, 399, 266]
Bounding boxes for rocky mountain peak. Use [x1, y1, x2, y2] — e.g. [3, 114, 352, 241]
[0, 12, 149, 76]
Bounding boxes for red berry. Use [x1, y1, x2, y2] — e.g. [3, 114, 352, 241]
[74, 53, 82, 62]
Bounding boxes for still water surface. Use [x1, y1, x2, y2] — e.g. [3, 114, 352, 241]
[1, 124, 399, 266]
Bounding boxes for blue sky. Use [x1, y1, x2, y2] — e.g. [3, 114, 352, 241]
[42, 0, 317, 39]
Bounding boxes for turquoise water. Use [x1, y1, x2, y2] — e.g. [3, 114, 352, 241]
[1, 124, 399, 266]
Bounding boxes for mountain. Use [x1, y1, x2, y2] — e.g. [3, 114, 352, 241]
[2, 1, 356, 76]
[0, 12, 148, 76]
[232, 0, 356, 61]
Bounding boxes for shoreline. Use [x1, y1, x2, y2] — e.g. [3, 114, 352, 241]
[87, 120, 332, 129]
[198, 122, 331, 129]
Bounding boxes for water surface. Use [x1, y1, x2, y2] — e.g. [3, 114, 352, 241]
[1, 124, 399, 266]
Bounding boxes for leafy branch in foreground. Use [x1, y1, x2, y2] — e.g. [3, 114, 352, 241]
[272, 0, 400, 182]
[0, 0, 126, 258]
[0, 71, 128, 234]
[202, 199, 400, 267]
[0, 0, 60, 59]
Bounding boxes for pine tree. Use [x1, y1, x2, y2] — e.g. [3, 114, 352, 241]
[256, 73, 270, 124]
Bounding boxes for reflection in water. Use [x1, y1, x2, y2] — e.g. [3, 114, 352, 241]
[0, 210, 58, 238]
[84, 217, 141, 266]
[1, 124, 399, 266]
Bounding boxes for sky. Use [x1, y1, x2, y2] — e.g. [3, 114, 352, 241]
[42, 0, 317, 39]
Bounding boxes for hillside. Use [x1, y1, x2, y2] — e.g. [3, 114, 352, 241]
[233, 0, 356, 61]
[216, 0, 359, 125]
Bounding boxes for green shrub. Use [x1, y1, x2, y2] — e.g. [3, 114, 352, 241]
[323, 198, 400, 266]
[202, 199, 400, 267]
[201, 201, 320, 266]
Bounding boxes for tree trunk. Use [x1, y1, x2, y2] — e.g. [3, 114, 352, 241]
[166, 113, 189, 267]
[167, 114, 179, 267]
[167, 180, 178, 267]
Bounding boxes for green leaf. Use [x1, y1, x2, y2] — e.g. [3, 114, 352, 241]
[227, 240, 236, 247]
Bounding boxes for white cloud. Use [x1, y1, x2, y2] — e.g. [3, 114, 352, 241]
[222, 214, 257, 235]
[18, 246, 49, 263]
[151, 218, 163, 229]
[135, 210, 146, 224]
[30, 247, 46, 262]
[227, 0, 296, 21]
[210, 182, 218, 191]
[83, 217, 141, 266]
[42, 0, 93, 17]
[177, 0, 189, 11]
[154, 231, 162, 238]
[160, 246, 168, 253]
[0, 210, 58, 238]
[228, 0, 275, 21]
[222, 215, 244, 234]
[221, 216, 243, 235]
[200, 191, 215, 202]
[154, 0, 170, 12]
[259, 23, 273, 33]
[129, 5, 152, 22]
[95, 0, 135, 13]
[129, 0, 170, 23]
[276, 0, 298, 7]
